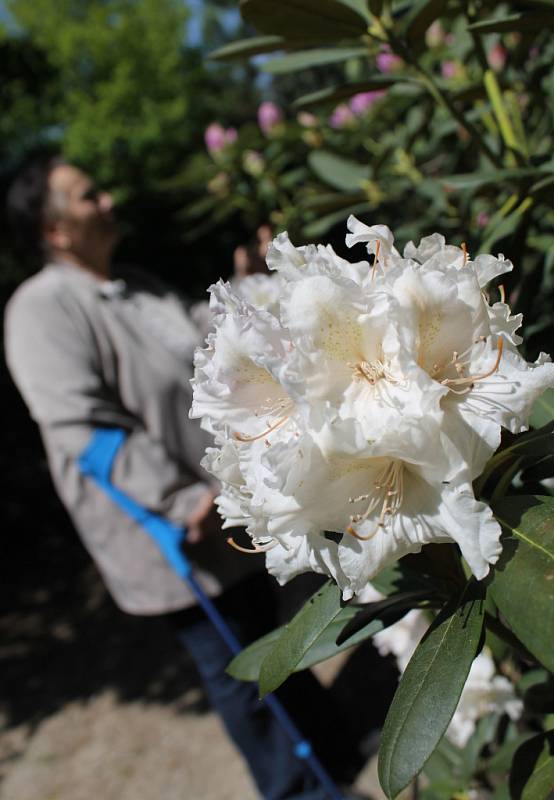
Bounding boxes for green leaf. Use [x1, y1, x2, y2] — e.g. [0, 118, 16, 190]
[240, 0, 369, 42]
[336, 590, 434, 646]
[489, 495, 554, 672]
[460, 713, 499, 780]
[293, 75, 418, 108]
[520, 455, 554, 485]
[476, 422, 554, 495]
[336, 0, 372, 22]
[228, 600, 402, 682]
[400, 0, 450, 42]
[422, 735, 464, 785]
[524, 678, 554, 713]
[442, 167, 548, 192]
[531, 389, 554, 428]
[302, 201, 371, 237]
[468, 12, 554, 33]
[486, 732, 535, 774]
[258, 580, 345, 697]
[209, 35, 286, 61]
[262, 46, 368, 73]
[227, 625, 284, 682]
[308, 149, 369, 190]
[509, 731, 554, 800]
[378, 580, 485, 800]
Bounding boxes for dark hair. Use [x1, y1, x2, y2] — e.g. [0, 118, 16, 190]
[6, 153, 64, 267]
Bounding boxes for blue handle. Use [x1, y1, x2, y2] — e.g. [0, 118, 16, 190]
[78, 428, 343, 800]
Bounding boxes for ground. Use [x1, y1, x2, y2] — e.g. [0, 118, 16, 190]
[1, 375, 395, 800]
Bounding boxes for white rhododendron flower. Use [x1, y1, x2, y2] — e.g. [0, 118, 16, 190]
[373, 609, 522, 745]
[191, 217, 554, 598]
[447, 651, 523, 747]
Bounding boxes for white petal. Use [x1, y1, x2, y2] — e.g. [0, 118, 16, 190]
[473, 253, 513, 288]
[460, 345, 554, 434]
[403, 233, 446, 263]
[345, 215, 397, 256]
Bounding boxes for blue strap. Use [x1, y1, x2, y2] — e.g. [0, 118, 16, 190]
[77, 428, 343, 799]
[78, 428, 191, 579]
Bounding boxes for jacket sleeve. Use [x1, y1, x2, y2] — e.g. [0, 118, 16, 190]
[4, 283, 210, 526]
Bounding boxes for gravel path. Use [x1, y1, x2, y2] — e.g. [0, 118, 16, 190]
[1, 543, 394, 800]
[1, 684, 387, 800]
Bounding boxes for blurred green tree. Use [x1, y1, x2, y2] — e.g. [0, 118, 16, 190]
[6, 0, 192, 197]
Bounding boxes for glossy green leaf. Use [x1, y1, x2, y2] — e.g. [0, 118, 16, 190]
[240, 0, 369, 42]
[293, 75, 418, 108]
[520, 455, 554, 484]
[442, 167, 547, 192]
[476, 423, 554, 496]
[336, 590, 434, 646]
[308, 149, 369, 190]
[468, 13, 554, 33]
[531, 389, 554, 428]
[262, 46, 368, 73]
[489, 495, 554, 672]
[487, 733, 535, 775]
[378, 580, 485, 800]
[228, 599, 401, 682]
[337, 0, 372, 22]
[460, 713, 499, 780]
[209, 35, 286, 61]
[510, 731, 554, 800]
[227, 625, 284, 682]
[258, 580, 345, 697]
[302, 201, 371, 237]
[400, 0, 450, 42]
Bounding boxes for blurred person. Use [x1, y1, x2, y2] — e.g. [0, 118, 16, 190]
[4, 156, 368, 800]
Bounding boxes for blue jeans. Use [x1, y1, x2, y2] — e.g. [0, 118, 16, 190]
[169, 575, 353, 800]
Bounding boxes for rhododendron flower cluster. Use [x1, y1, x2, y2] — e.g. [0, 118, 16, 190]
[191, 217, 554, 599]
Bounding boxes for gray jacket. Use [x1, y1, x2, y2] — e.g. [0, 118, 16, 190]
[4, 261, 259, 614]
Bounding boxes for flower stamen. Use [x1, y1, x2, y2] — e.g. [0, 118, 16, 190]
[351, 359, 399, 386]
[233, 415, 290, 442]
[226, 537, 277, 554]
[345, 461, 404, 541]
[441, 336, 503, 390]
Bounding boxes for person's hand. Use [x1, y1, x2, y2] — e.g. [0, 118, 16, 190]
[186, 487, 221, 544]
[233, 225, 272, 278]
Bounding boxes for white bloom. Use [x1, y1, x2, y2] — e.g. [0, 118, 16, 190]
[239, 417, 499, 596]
[345, 215, 398, 258]
[232, 272, 283, 316]
[191, 280, 294, 439]
[373, 608, 430, 672]
[447, 651, 523, 747]
[192, 217, 554, 597]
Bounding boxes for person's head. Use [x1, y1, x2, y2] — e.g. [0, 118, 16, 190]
[7, 155, 119, 275]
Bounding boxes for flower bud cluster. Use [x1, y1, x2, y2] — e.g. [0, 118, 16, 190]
[191, 217, 554, 598]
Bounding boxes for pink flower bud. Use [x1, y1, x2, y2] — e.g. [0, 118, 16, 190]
[349, 91, 385, 115]
[477, 211, 490, 228]
[441, 60, 458, 80]
[204, 123, 227, 155]
[258, 101, 283, 135]
[376, 46, 403, 74]
[329, 104, 355, 129]
[225, 127, 238, 145]
[488, 43, 507, 72]
[425, 21, 445, 49]
[297, 111, 318, 128]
